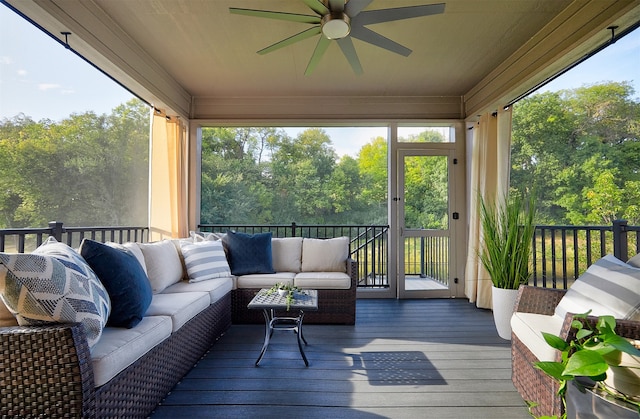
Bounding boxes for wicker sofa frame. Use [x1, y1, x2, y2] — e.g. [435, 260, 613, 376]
[511, 285, 640, 418]
[232, 258, 358, 325]
[0, 291, 232, 418]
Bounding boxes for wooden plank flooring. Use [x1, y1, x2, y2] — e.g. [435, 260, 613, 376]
[151, 299, 531, 418]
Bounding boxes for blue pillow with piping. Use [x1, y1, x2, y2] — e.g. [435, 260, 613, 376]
[222, 231, 275, 276]
[79, 239, 152, 328]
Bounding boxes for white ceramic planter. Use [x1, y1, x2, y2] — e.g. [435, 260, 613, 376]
[491, 286, 519, 340]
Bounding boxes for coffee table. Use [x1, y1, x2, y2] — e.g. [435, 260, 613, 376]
[247, 289, 318, 366]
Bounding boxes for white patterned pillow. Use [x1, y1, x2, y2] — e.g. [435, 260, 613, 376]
[180, 240, 231, 283]
[0, 240, 111, 347]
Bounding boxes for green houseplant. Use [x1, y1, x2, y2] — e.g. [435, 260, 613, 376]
[534, 312, 640, 419]
[478, 193, 536, 339]
[266, 282, 302, 310]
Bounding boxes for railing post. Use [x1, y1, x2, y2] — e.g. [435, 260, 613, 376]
[48, 221, 64, 242]
[420, 235, 426, 278]
[613, 219, 628, 261]
[291, 222, 297, 237]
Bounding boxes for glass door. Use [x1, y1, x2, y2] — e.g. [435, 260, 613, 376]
[397, 150, 453, 298]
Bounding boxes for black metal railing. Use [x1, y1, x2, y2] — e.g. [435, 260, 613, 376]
[531, 219, 639, 289]
[2, 220, 638, 291]
[0, 221, 149, 253]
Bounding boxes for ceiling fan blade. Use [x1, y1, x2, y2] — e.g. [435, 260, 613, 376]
[327, 0, 345, 13]
[344, 0, 373, 17]
[336, 37, 363, 75]
[258, 26, 322, 55]
[356, 3, 445, 25]
[301, 0, 329, 16]
[230, 8, 320, 24]
[350, 25, 412, 56]
[305, 36, 331, 76]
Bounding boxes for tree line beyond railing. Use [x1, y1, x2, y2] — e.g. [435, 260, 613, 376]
[1, 220, 638, 291]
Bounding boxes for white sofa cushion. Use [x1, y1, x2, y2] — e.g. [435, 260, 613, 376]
[555, 255, 640, 321]
[511, 312, 565, 362]
[272, 237, 303, 273]
[91, 315, 172, 387]
[145, 292, 210, 332]
[236, 272, 296, 289]
[180, 240, 231, 283]
[301, 237, 349, 273]
[162, 277, 233, 304]
[138, 240, 184, 294]
[294, 272, 351, 289]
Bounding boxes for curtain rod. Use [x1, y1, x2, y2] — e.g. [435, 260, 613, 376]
[504, 20, 640, 109]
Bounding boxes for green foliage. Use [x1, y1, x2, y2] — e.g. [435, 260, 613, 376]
[478, 193, 536, 289]
[511, 81, 640, 225]
[0, 99, 149, 227]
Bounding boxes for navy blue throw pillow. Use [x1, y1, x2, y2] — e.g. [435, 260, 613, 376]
[223, 231, 275, 276]
[79, 239, 152, 328]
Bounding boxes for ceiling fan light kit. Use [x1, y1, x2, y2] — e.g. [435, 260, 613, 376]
[321, 13, 351, 39]
[230, 1, 446, 75]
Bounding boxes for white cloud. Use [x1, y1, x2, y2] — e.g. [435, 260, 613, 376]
[61, 89, 75, 95]
[17, 69, 27, 77]
[38, 83, 61, 91]
[0, 56, 13, 65]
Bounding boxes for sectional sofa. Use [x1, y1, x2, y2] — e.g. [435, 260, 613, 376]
[0, 231, 356, 417]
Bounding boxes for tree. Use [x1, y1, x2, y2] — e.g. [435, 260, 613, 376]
[511, 82, 640, 225]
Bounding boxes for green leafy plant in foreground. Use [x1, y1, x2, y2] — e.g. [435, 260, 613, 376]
[533, 311, 640, 418]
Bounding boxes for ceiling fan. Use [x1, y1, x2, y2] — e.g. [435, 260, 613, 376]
[230, 0, 445, 75]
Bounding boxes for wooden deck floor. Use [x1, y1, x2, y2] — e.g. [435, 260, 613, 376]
[151, 298, 531, 418]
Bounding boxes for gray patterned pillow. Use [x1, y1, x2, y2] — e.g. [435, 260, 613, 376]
[0, 239, 111, 347]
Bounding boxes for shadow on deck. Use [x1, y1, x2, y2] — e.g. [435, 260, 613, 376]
[151, 298, 530, 419]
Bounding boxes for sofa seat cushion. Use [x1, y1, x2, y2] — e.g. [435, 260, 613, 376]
[555, 255, 640, 321]
[145, 292, 210, 332]
[272, 237, 303, 273]
[511, 312, 565, 362]
[91, 315, 172, 387]
[294, 272, 351, 289]
[235, 272, 295, 289]
[162, 277, 233, 305]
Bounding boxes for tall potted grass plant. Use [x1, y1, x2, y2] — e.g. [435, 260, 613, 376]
[479, 193, 536, 339]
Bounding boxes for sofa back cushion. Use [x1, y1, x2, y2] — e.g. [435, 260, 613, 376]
[80, 239, 152, 329]
[272, 237, 303, 273]
[555, 255, 640, 321]
[301, 237, 349, 273]
[138, 240, 184, 293]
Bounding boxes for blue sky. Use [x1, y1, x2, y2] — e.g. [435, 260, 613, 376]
[0, 4, 638, 156]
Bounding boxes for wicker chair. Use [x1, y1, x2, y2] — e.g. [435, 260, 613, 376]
[511, 285, 640, 418]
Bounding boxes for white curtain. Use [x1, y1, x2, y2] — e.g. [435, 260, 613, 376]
[464, 108, 512, 308]
[149, 109, 189, 240]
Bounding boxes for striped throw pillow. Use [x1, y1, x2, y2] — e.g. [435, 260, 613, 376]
[555, 255, 640, 321]
[180, 240, 231, 282]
